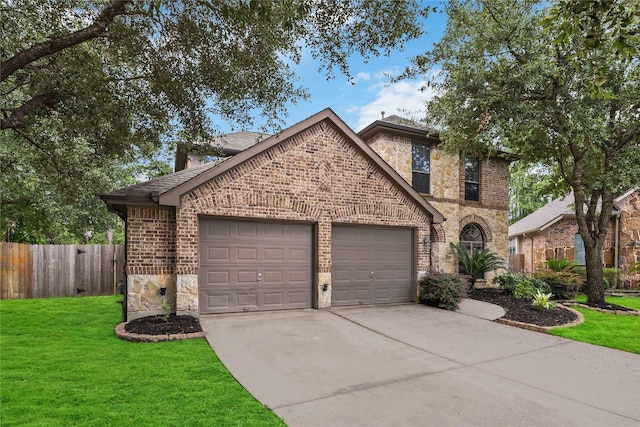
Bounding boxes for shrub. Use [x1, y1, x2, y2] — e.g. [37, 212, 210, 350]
[418, 273, 468, 311]
[449, 243, 507, 289]
[531, 291, 557, 311]
[603, 268, 621, 289]
[544, 258, 577, 272]
[513, 282, 535, 299]
[533, 269, 583, 299]
[493, 273, 551, 297]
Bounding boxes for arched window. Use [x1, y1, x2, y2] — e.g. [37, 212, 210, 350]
[459, 223, 485, 275]
[460, 223, 485, 252]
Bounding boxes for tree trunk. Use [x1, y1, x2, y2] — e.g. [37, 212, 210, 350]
[583, 233, 606, 304]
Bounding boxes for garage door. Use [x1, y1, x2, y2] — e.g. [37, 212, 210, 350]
[332, 226, 413, 306]
[199, 219, 312, 314]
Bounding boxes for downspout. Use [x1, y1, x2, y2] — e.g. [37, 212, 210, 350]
[614, 213, 620, 270]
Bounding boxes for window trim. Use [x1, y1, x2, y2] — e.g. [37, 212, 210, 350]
[464, 157, 480, 202]
[411, 142, 431, 194]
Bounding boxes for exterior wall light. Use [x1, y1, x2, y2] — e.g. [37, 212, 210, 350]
[160, 287, 167, 296]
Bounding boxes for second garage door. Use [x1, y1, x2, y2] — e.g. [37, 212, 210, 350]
[199, 219, 312, 314]
[331, 226, 413, 306]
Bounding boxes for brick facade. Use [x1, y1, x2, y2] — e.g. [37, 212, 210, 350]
[125, 207, 176, 274]
[120, 117, 436, 319]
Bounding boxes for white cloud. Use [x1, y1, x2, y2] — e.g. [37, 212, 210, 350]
[355, 72, 371, 81]
[354, 79, 437, 131]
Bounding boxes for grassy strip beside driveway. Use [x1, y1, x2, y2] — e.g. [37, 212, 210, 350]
[0, 296, 284, 427]
[548, 296, 640, 354]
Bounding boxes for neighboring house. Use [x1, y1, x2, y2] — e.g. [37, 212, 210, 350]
[102, 109, 511, 320]
[508, 189, 640, 288]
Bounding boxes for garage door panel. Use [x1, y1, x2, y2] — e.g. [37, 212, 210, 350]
[204, 221, 231, 238]
[205, 294, 230, 309]
[264, 248, 284, 261]
[290, 248, 309, 261]
[264, 225, 285, 239]
[236, 248, 258, 261]
[332, 226, 413, 307]
[237, 293, 258, 307]
[263, 270, 283, 284]
[289, 269, 309, 283]
[206, 271, 230, 285]
[199, 220, 312, 314]
[237, 223, 259, 238]
[263, 292, 284, 306]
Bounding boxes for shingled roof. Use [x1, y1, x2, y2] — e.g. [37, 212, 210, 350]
[508, 193, 577, 237]
[508, 191, 632, 238]
[101, 159, 226, 214]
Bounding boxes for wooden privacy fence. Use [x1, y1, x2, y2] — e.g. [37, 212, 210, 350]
[509, 253, 525, 273]
[0, 243, 125, 299]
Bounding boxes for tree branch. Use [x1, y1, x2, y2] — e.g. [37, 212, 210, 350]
[0, 0, 132, 83]
[1, 92, 58, 130]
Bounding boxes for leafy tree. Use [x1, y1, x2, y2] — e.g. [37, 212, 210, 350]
[509, 162, 564, 224]
[1, 0, 429, 242]
[406, 0, 640, 304]
[450, 243, 507, 289]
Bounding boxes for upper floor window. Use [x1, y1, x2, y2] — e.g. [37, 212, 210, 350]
[464, 157, 480, 201]
[412, 142, 430, 194]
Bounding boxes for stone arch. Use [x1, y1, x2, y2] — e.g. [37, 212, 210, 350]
[430, 223, 446, 243]
[459, 214, 493, 242]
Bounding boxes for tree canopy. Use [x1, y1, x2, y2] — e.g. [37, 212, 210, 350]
[405, 0, 640, 303]
[1, 0, 428, 243]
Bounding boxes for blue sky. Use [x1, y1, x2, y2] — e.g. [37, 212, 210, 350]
[215, 4, 448, 135]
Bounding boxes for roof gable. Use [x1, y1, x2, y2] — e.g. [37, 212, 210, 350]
[103, 108, 445, 223]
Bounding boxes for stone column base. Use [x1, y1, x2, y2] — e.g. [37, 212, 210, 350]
[176, 274, 199, 317]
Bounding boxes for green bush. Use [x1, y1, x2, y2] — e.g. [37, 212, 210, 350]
[493, 273, 551, 297]
[603, 268, 621, 289]
[533, 269, 583, 299]
[418, 273, 468, 311]
[513, 282, 535, 299]
[544, 258, 577, 272]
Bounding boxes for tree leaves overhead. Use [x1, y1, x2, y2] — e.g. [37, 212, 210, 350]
[1, 0, 427, 243]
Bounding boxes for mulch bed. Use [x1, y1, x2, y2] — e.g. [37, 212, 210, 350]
[468, 289, 578, 327]
[124, 314, 202, 335]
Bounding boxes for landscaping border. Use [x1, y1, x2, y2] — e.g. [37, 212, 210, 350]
[496, 304, 584, 333]
[114, 322, 205, 342]
[562, 303, 640, 316]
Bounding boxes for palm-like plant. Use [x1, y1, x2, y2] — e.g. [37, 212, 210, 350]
[450, 243, 508, 289]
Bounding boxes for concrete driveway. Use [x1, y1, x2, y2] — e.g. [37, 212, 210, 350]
[200, 304, 640, 426]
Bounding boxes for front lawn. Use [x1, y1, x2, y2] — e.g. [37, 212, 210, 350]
[574, 294, 640, 311]
[0, 296, 284, 426]
[548, 295, 640, 354]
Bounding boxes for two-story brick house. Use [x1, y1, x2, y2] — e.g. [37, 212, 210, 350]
[359, 115, 511, 278]
[103, 109, 511, 320]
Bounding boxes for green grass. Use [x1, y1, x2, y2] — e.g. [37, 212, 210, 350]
[0, 296, 284, 426]
[548, 295, 640, 354]
[573, 294, 640, 311]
